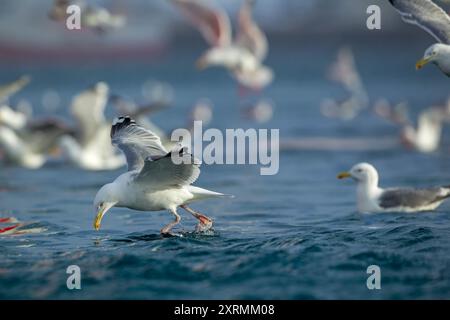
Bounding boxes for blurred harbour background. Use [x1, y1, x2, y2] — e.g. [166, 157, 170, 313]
[0, 0, 438, 61]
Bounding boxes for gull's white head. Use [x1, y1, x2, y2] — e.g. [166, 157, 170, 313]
[416, 43, 448, 70]
[337, 162, 379, 186]
[93, 183, 119, 231]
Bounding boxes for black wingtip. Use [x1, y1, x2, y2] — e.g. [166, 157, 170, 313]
[111, 115, 136, 138]
[163, 147, 189, 159]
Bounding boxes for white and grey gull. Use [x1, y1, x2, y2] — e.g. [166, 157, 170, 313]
[93, 116, 232, 235]
[172, 0, 273, 91]
[388, 0, 450, 76]
[338, 162, 450, 213]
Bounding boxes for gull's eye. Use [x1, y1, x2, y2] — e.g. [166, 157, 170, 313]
[356, 169, 363, 173]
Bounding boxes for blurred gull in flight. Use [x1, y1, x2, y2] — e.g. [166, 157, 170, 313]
[49, 0, 126, 34]
[321, 47, 369, 120]
[389, 0, 450, 76]
[93, 116, 232, 235]
[374, 100, 445, 153]
[59, 82, 125, 170]
[338, 162, 450, 213]
[0, 105, 72, 169]
[172, 0, 273, 91]
[0, 76, 73, 168]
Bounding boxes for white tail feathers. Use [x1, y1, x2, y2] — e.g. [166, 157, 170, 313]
[187, 186, 234, 201]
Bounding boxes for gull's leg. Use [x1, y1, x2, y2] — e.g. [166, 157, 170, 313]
[180, 205, 213, 231]
[160, 208, 181, 235]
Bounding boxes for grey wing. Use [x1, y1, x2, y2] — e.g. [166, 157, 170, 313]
[389, 0, 450, 44]
[135, 148, 201, 188]
[110, 116, 168, 171]
[378, 187, 449, 208]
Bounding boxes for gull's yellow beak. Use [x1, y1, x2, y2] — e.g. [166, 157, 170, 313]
[416, 57, 431, 70]
[337, 171, 351, 179]
[93, 208, 105, 231]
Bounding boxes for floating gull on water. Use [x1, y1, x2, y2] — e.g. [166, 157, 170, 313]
[172, 0, 273, 91]
[59, 82, 125, 170]
[388, 0, 450, 76]
[93, 116, 231, 235]
[49, 0, 126, 34]
[338, 162, 450, 213]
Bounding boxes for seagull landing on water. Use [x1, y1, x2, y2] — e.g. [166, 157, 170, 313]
[93, 116, 232, 235]
[337, 162, 450, 213]
[388, 0, 450, 76]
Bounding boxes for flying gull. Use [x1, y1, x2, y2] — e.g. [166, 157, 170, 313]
[93, 116, 231, 235]
[374, 100, 445, 153]
[389, 0, 450, 76]
[59, 82, 125, 170]
[172, 0, 273, 91]
[338, 162, 450, 213]
[0, 105, 72, 169]
[321, 47, 369, 120]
